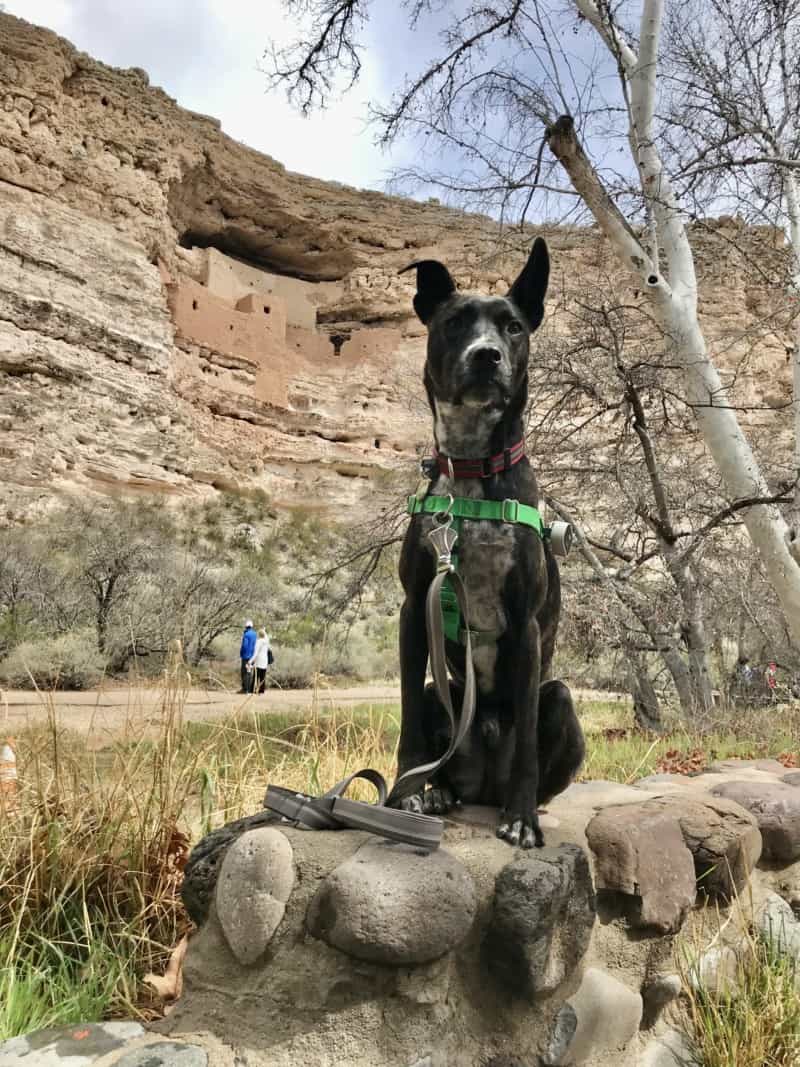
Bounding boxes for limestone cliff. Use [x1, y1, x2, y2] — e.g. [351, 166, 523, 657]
[0, 12, 793, 521]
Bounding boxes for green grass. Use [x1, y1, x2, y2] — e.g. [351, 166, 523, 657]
[576, 698, 799, 783]
[0, 931, 136, 1040]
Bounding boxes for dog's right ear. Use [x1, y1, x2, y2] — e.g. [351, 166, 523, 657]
[399, 260, 456, 324]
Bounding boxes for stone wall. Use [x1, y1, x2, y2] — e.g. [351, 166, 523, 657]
[204, 247, 327, 331]
[144, 757, 800, 1067]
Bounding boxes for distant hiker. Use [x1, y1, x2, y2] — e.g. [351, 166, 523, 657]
[766, 661, 778, 699]
[249, 628, 272, 694]
[239, 620, 257, 693]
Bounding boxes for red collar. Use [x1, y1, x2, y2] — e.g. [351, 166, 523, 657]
[430, 438, 526, 479]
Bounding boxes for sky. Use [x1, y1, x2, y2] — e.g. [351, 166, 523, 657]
[7, 0, 398, 189]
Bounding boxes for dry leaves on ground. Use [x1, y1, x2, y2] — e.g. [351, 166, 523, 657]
[655, 748, 708, 775]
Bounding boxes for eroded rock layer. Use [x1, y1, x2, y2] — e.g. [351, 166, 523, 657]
[0, 12, 793, 519]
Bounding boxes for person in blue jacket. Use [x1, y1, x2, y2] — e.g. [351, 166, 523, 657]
[239, 619, 257, 693]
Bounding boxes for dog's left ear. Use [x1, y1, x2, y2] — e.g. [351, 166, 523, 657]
[507, 237, 549, 332]
[399, 259, 457, 324]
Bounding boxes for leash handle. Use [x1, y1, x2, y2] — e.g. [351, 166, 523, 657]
[387, 569, 476, 804]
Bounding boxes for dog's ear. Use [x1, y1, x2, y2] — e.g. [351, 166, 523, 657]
[507, 237, 549, 332]
[399, 260, 457, 324]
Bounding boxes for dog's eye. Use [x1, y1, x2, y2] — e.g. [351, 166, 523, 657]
[507, 319, 524, 336]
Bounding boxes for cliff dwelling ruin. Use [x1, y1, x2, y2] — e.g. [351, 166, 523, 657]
[0, 11, 794, 521]
[161, 246, 403, 413]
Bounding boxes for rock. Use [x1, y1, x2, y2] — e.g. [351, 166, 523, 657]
[586, 805, 696, 933]
[484, 844, 595, 996]
[687, 945, 739, 995]
[634, 773, 694, 789]
[783, 771, 800, 787]
[555, 780, 649, 808]
[642, 794, 762, 899]
[215, 827, 294, 965]
[0, 1022, 144, 1066]
[306, 840, 477, 965]
[707, 758, 788, 775]
[710, 780, 800, 862]
[181, 809, 280, 925]
[543, 967, 643, 1065]
[641, 973, 682, 1029]
[756, 891, 800, 958]
[639, 1028, 699, 1067]
[115, 1043, 208, 1066]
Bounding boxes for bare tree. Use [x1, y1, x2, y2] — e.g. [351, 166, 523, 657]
[266, 0, 800, 646]
[662, 0, 800, 543]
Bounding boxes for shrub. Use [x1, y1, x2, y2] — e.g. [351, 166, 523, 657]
[0, 629, 106, 690]
[267, 644, 318, 688]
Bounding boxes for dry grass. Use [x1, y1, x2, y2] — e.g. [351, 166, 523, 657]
[682, 914, 800, 1067]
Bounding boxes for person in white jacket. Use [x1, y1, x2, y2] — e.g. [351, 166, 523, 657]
[248, 629, 271, 693]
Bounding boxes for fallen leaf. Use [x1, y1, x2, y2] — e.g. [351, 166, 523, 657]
[144, 933, 189, 1003]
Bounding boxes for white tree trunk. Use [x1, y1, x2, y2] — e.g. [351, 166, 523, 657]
[550, 0, 800, 649]
[784, 170, 800, 559]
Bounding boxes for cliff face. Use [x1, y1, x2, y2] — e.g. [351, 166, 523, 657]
[0, 12, 793, 521]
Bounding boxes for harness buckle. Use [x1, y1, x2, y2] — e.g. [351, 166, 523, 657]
[501, 498, 519, 524]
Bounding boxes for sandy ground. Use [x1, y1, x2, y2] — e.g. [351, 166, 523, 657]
[0, 683, 627, 744]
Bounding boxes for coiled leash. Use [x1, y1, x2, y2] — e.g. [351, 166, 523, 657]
[264, 498, 476, 852]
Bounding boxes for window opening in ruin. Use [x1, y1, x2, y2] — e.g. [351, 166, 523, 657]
[101, 96, 109, 106]
[374, 438, 381, 449]
[192, 299, 198, 310]
[264, 306, 271, 315]
[229, 324, 234, 330]
[329, 333, 350, 357]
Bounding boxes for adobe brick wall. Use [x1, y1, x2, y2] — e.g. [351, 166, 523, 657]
[235, 291, 288, 342]
[167, 276, 286, 364]
[204, 248, 321, 331]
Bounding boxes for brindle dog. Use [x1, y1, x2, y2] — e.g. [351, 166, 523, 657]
[393, 238, 585, 848]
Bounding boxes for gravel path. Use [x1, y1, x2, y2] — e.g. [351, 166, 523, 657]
[0, 683, 627, 744]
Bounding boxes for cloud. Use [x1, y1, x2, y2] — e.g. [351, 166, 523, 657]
[9, 0, 394, 188]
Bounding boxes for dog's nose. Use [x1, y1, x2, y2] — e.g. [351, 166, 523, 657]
[472, 347, 503, 369]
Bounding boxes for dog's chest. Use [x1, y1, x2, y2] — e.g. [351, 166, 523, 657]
[425, 478, 517, 691]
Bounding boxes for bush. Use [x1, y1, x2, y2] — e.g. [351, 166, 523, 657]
[267, 645, 318, 688]
[0, 629, 107, 690]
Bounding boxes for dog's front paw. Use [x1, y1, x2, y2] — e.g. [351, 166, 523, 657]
[399, 787, 457, 815]
[496, 809, 544, 849]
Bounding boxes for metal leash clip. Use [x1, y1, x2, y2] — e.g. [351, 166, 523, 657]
[428, 494, 458, 572]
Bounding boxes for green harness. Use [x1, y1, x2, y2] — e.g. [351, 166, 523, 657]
[406, 493, 550, 646]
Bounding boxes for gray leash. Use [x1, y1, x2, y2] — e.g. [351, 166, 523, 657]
[265, 505, 476, 850]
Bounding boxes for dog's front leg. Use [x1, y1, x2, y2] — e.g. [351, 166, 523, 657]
[497, 615, 543, 849]
[392, 595, 430, 812]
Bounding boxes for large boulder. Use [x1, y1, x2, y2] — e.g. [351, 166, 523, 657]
[710, 781, 800, 863]
[306, 840, 477, 965]
[642, 794, 762, 900]
[586, 805, 696, 933]
[483, 844, 595, 996]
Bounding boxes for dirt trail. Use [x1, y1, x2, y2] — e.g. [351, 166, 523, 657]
[0, 684, 627, 744]
[0, 685, 402, 740]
